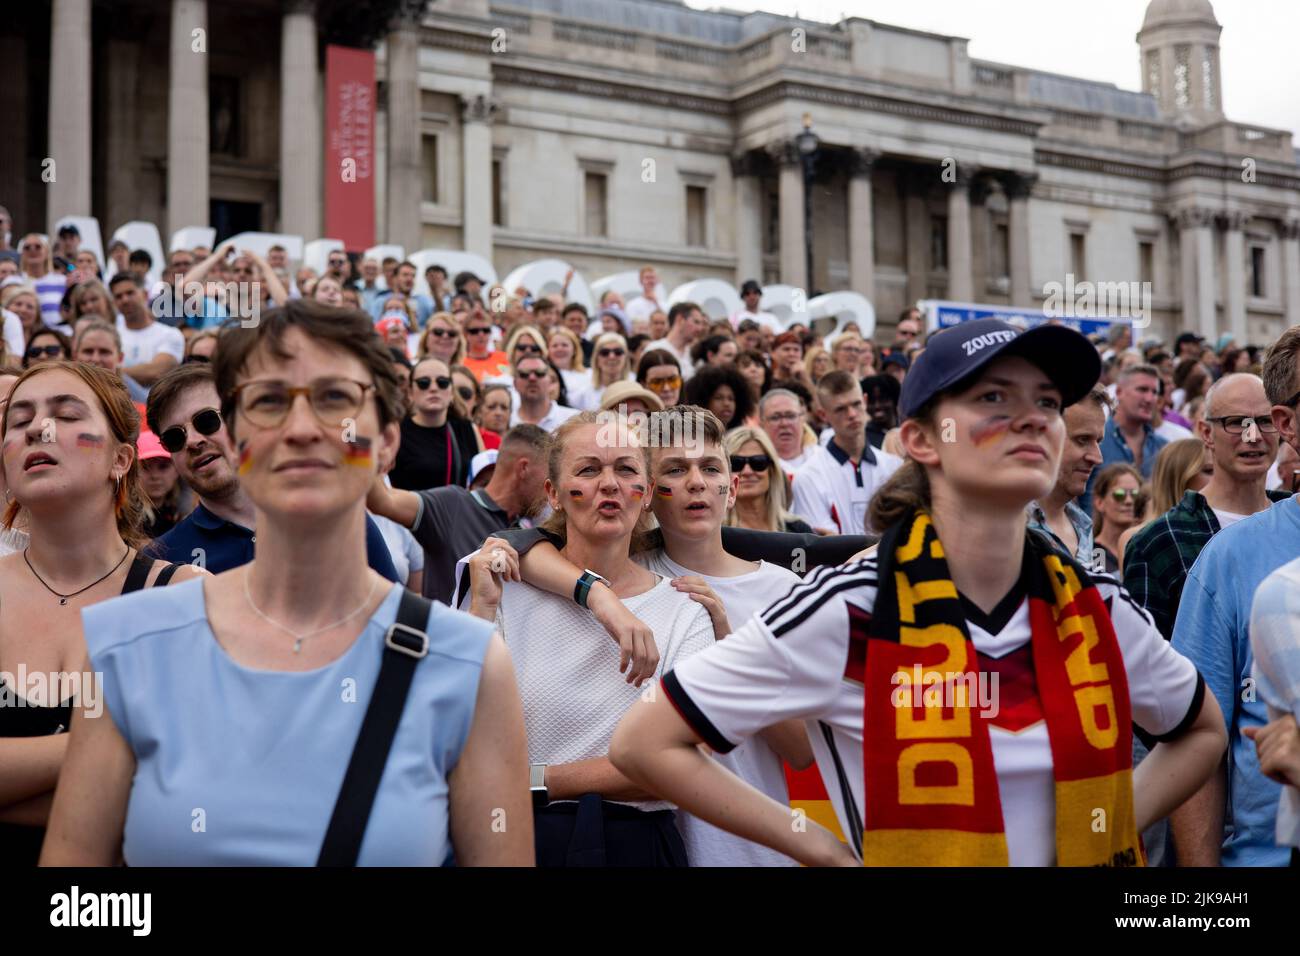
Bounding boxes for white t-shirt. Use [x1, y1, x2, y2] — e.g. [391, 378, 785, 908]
[639, 550, 800, 867]
[116, 317, 185, 367]
[509, 400, 580, 433]
[663, 555, 1202, 865]
[494, 575, 714, 812]
[1154, 419, 1194, 443]
[1, 309, 24, 359]
[778, 447, 814, 479]
[625, 295, 664, 325]
[643, 337, 695, 381]
[1248, 556, 1300, 850]
[791, 440, 903, 535]
[728, 308, 782, 334]
[370, 510, 425, 585]
[1212, 508, 1249, 530]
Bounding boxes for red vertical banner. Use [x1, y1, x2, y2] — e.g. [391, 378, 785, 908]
[324, 45, 376, 251]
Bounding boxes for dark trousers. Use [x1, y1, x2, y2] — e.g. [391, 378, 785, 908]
[534, 793, 688, 867]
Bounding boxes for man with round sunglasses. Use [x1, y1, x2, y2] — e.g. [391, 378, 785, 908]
[389, 357, 482, 491]
[510, 355, 578, 432]
[143, 364, 399, 580]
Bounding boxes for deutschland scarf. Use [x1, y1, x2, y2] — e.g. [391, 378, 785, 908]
[863, 509, 1141, 867]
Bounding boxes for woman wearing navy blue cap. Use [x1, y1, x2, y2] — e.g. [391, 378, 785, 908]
[611, 318, 1227, 867]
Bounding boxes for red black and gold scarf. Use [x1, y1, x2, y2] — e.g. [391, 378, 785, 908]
[863, 509, 1141, 866]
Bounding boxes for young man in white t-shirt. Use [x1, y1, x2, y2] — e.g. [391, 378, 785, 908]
[644, 301, 707, 382]
[476, 406, 813, 866]
[792, 371, 903, 534]
[109, 272, 184, 386]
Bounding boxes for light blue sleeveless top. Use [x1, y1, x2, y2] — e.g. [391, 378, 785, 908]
[83, 578, 493, 866]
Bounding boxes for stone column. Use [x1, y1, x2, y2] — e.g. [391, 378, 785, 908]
[167, 0, 209, 235]
[1175, 207, 1217, 340]
[731, 152, 764, 285]
[281, 1, 322, 239]
[48, 0, 93, 227]
[1004, 172, 1037, 307]
[969, 176, 992, 296]
[769, 140, 806, 289]
[1282, 220, 1300, 329]
[461, 94, 495, 262]
[384, 13, 422, 254]
[846, 148, 877, 301]
[902, 168, 931, 306]
[104, 25, 142, 235]
[946, 164, 976, 302]
[1220, 211, 1248, 345]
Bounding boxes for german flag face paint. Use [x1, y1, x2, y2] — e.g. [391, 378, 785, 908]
[76, 433, 106, 449]
[630, 483, 646, 501]
[344, 437, 373, 466]
[569, 488, 585, 500]
[655, 485, 673, 499]
[970, 417, 1011, 448]
[237, 440, 252, 475]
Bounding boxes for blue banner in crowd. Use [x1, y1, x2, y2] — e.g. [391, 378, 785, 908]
[920, 300, 1133, 339]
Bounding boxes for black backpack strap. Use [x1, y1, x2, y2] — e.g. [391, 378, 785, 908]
[317, 588, 431, 867]
[119, 551, 155, 594]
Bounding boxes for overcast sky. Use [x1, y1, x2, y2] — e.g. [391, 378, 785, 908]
[686, 0, 1300, 137]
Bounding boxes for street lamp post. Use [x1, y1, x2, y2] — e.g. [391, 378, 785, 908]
[796, 113, 820, 294]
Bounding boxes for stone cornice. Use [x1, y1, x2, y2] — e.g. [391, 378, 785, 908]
[491, 64, 732, 116]
[1035, 149, 1166, 182]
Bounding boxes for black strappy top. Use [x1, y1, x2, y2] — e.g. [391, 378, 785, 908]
[0, 552, 184, 864]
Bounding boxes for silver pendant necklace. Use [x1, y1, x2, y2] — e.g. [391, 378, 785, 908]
[243, 572, 381, 653]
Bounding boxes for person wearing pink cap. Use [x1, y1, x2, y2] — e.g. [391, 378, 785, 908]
[137, 430, 186, 538]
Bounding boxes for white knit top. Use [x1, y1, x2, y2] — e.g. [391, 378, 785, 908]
[495, 574, 714, 811]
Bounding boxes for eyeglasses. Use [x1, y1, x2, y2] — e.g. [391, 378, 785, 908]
[231, 378, 374, 428]
[466, 327, 492, 336]
[328, 259, 347, 267]
[515, 344, 542, 355]
[1110, 488, 1140, 502]
[516, 368, 548, 381]
[1206, 415, 1278, 435]
[762, 411, 802, 424]
[646, 375, 682, 391]
[427, 328, 456, 339]
[160, 407, 223, 453]
[730, 454, 772, 474]
[414, 375, 453, 391]
[598, 348, 626, 359]
[20, 243, 43, 253]
[25, 344, 64, 359]
[457, 386, 475, 402]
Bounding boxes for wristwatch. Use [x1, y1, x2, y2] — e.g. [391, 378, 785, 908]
[530, 763, 549, 808]
[573, 569, 613, 609]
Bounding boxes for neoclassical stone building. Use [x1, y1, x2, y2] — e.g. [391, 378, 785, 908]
[9, 0, 1300, 341]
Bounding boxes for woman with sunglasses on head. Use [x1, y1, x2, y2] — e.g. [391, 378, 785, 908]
[578, 333, 632, 411]
[388, 355, 483, 492]
[16, 235, 65, 328]
[418, 312, 466, 368]
[0, 363, 202, 865]
[1092, 463, 1143, 573]
[42, 300, 532, 866]
[611, 318, 1226, 867]
[636, 349, 683, 408]
[23, 328, 71, 369]
[722, 427, 812, 534]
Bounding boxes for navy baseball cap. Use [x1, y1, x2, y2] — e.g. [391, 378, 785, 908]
[899, 318, 1101, 419]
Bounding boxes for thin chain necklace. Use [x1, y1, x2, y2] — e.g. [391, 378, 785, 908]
[24, 546, 132, 606]
[243, 571, 381, 654]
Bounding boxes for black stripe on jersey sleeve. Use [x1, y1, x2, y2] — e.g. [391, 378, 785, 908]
[661, 670, 737, 754]
[764, 564, 877, 637]
[1143, 671, 1207, 744]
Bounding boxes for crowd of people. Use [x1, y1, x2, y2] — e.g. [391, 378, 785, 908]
[0, 221, 1296, 868]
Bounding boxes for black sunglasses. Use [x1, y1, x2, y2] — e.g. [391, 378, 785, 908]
[414, 375, 453, 391]
[160, 408, 223, 453]
[515, 344, 542, 354]
[730, 454, 772, 474]
[457, 386, 475, 402]
[466, 327, 492, 336]
[598, 348, 626, 359]
[428, 328, 456, 339]
[516, 368, 548, 380]
[25, 344, 64, 359]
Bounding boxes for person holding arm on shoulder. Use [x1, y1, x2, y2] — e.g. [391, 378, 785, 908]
[0, 363, 201, 865]
[464, 411, 714, 866]
[41, 301, 531, 866]
[610, 318, 1226, 867]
